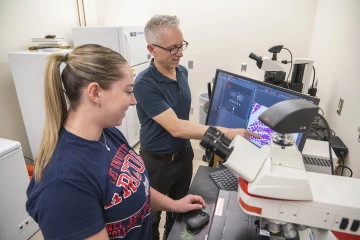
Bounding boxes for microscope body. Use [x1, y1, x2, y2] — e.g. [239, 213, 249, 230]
[249, 51, 314, 94]
[223, 135, 313, 201]
[224, 135, 360, 238]
[201, 100, 360, 239]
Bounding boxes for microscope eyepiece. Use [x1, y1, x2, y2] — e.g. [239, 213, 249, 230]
[249, 52, 263, 69]
[200, 132, 233, 161]
[249, 52, 261, 62]
[205, 126, 232, 147]
[219, 133, 231, 147]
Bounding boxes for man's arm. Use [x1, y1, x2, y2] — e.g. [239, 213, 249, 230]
[153, 108, 208, 139]
[153, 108, 260, 140]
[134, 80, 259, 140]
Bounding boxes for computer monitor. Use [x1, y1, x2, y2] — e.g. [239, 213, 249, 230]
[206, 69, 320, 151]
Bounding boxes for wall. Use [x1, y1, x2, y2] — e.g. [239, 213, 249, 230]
[2, 0, 357, 178]
[307, 0, 360, 177]
[95, 0, 318, 123]
[0, 0, 97, 160]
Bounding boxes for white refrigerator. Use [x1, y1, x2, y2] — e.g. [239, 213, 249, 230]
[0, 138, 39, 239]
[72, 26, 151, 147]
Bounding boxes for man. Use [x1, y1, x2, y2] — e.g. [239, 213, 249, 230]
[134, 15, 259, 240]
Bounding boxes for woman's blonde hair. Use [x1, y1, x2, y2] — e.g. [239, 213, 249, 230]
[34, 44, 127, 181]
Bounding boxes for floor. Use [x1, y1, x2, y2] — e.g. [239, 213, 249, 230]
[29, 140, 208, 240]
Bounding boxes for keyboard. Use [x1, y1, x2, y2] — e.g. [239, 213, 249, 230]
[209, 169, 239, 191]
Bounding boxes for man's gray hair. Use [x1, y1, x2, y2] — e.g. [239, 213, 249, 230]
[145, 15, 180, 44]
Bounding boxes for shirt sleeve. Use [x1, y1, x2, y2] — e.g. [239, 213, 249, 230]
[27, 179, 105, 240]
[134, 80, 170, 118]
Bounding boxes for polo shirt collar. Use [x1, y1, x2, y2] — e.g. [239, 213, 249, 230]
[149, 58, 183, 83]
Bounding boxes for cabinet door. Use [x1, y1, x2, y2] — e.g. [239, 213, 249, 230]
[125, 106, 139, 147]
[124, 63, 149, 147]
[115, 117, 128, 142]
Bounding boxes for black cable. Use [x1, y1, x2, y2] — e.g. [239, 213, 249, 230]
[308, 108, 325, 139]
[207, 82, 212, 99]
[321, 128, 336, 139]
[311, 66, 316, 89]
[330, 129, 336, 136]
[309, 107, 337, 140]
[24, 156, 34, 162]
[316, 113, 334, 175]
[309, 128, 324, 141]
[339, 151, 346, 176]
[337, 165, 353, 177]
[314, 107, 324, 128]
[283, 48, 293, 88]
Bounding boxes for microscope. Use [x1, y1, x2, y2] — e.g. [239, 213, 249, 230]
[249, 46, 314, 95]
[200, 100, 360, 240]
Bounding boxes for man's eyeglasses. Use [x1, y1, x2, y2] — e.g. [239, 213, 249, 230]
[152, 41, 188, 55]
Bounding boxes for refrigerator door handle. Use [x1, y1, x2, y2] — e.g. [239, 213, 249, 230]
[124, 31, 131, 64]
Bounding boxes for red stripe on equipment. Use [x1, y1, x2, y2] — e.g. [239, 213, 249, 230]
[239, 197, 262, 215]
[332, 231, 360, 240]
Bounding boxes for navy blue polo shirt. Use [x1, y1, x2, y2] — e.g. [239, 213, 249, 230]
[134, 59, 191, 154]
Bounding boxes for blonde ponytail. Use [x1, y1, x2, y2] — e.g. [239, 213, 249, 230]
[34, 54, 67, 181]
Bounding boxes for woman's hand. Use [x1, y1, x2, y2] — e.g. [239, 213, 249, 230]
[172, 194, 206, 213]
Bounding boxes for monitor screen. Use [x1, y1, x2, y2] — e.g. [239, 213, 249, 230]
[206, 69, 320, 151]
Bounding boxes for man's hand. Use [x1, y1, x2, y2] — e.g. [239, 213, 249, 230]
[225, 128, 261, 141]
[172, 194, 206, 213]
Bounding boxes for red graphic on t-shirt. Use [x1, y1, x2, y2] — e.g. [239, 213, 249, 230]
[106, 197, 151, 238]
[105, 145, 146, 209]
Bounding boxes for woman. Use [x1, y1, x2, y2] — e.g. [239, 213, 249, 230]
[26, 44, 206, 240]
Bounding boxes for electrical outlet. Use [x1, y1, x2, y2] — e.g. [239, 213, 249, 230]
[190, 107, 194, 114]
[337, 98, 344, 115]
[241, 63, 247, 72]
[18, 216, 34, 232]
[188, 61, 193, 69]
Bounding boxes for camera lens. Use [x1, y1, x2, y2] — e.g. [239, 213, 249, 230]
[282, 223, 297, 239]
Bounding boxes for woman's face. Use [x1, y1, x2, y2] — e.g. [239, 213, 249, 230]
[101, 64, 137, 127]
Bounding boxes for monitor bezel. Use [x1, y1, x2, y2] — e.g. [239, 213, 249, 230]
[205, 69, 320, 152]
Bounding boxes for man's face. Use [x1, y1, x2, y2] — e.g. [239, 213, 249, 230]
[152, 27, 185, 70]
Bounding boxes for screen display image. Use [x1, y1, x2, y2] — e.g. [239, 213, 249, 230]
[246, 102, 299, 147]
[206, 70, 319, 151]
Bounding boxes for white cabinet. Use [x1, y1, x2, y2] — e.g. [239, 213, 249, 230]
[0, 138, 39, 239]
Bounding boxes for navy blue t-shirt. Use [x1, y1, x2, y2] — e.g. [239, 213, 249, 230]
[134, 59, 191, 154]
[26, 127, 151, 240]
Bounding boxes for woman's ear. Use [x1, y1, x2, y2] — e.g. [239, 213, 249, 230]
[87, 82, 102, 106]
